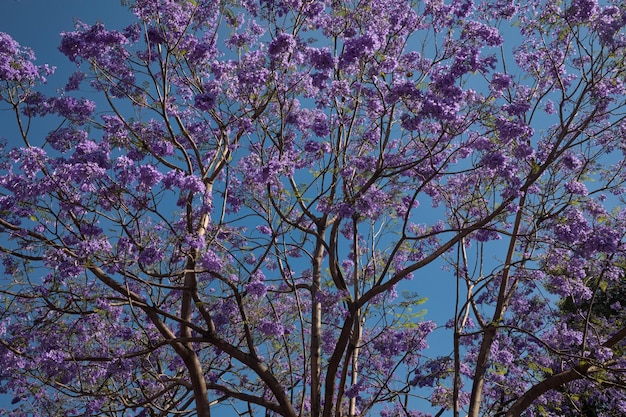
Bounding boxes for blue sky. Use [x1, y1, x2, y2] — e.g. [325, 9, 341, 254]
[0, 1, 465, 414]
[2, 1, 134, 72]
[0, 0, 459, 343]
[0, 1, 135, 413]
[0, 1, 135, 148]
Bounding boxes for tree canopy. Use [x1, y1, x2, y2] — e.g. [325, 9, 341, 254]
[1, 0, 626, 416]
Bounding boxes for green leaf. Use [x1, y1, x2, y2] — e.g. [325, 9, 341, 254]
[530, 160, 541, 176]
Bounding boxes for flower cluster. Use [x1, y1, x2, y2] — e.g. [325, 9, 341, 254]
[0, 32, 53, 83]
[2, 0, 626, 416]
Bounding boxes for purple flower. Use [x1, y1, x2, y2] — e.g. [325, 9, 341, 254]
[137, 165, 163, 191]
[344, 380, 364, 399]
[453, 0, 473, 18]
[312, 113, 330, 137]
[163, 171, 206, 197]
[474, 228, 502, 242]
[122, 23, 141, 43]
[0, 32, 44, 82]
[307, 47, 334, 71]
[583, 226, 620, 254]
[11, 147, 47, 179]
[513, 143, 535, 160]
[544, 99, 557, 114]
[194, 91, 217, 111]
[46, 128, 88, 152]
[504, 100, 531, 116]
[552, 208, 589, 245]
[562, 153, 583, 170]
[180, 33, 217, 66]
[490, 73, 511, 95]
[49, 96, 96, 124]
[236, 50, 270, 93]
[593, 6, 625, 45]
[199, 250, 223, 273]
[114, 155, 137, 185]
[257, 319, 284, 336]
[339, 33, 380, 72]
[256, 225, 272, 235]
[65, 71, 86, 91]
[59, 22, 128, 62]
[462, 21, 503, 47]
[246, 280, 267, 299]
[268, 32, 296, 58]
[565, 180, 588, 196]
[495, 117, 533, 143]
[481, 151, 507, 170]
[304, 141, 321, 153]
[566, 0, 598, 23]
[70, 139, 110, 168]
[138, 244, 164, 266]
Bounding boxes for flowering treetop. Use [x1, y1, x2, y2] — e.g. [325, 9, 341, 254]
[1, 0, 626, 416]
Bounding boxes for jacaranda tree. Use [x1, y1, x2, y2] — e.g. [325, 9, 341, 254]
[1, 0, 626, 416]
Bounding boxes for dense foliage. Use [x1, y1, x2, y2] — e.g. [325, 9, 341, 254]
[1, 0, 626, 416]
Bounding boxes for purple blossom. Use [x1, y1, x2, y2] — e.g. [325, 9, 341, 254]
[583, 226, 620, 254]
[194, 80, 220, 112]
[513, 143, 535, 160]
[59, 22, 128, 62]
[566, 0, 598, 23]
[138, 244, 164, 266]
[179, 33, 217, 66]
[11, 147, 47, 179]
[246, 280, 267, 299]
[552, 208, 589, 245]
[564, 180, 588, 196]
[3, 2, 626, 416]
[137, 165, 163, 191]
[462, 21, 503, 47]
[0, 32, 44, 82]
[481, 151, 508, 170]
[122, 23, 141, 43]
[50, 96, 96, 124]
[304, 141, 321, 153]
[257, 319, 284, 336]
[268, 32, 296, 60]
[236, 51, 270, 93]
[22, 94, 96, 124]
[78, 237, 113, 258]
[44, 248, 83, 277]
[453, 0, 473, 18]
[199, 250, 223, 273]
[59, 22, 134, 96]
[495, 117, 533, 143]
[544, 99, 556, 114]
[46, 128, 88, 152]
[473, 228, 501, 242]
[65, 71, 86, 91]
[101, 114, 129, 145]
[311, 112, 330, 137]
[307, 47, 334, 71]
[162, 171, 206, 194]
[114, 155, 137, 185]
[593, 6, 626, 45]
[70, 139, 110, 168]
[256, 224, 272, 235]
[339, 33, 380, 72]
[194, 92, 216, 112]
[562, 153, 583, 170]
[503, 99, 531, 116]
[344, 380, 364, 399]
[356, 187, 388, 219]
